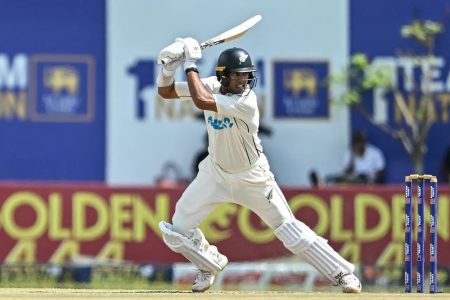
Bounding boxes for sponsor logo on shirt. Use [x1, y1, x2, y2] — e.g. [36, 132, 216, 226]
[207, 116, 234, 130]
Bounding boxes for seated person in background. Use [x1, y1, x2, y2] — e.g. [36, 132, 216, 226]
[325, 130, 385, 184]
[440, 146, 450, 183]
[341, 130, 385, 183]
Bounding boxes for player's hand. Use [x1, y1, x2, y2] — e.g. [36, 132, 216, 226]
[176, 37, 202, 70]
[176, 37, 202, 61]
[161, 59, 183, 77]
[158, 40, 185, 66]
[158, 40, 185, 77]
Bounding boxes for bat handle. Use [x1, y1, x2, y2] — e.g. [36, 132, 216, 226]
[161, 58, 172, 65]
[161, 57, 178, 65]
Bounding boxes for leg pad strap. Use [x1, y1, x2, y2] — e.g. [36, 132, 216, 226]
[274, 219, 317, 253]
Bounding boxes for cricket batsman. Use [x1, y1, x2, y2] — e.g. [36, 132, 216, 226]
[156, 37, 362, 293]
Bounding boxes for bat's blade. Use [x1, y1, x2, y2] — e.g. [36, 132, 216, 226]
[200, 15, 262, 49]
[161, 15, 262, 65]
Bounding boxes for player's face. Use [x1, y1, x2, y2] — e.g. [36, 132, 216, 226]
[228, 72, 250, 94]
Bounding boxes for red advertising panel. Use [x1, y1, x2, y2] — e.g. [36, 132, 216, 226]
[0, 183, 448, 267]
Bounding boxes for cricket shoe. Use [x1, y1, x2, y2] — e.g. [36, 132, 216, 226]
[192, 270, 216, 292]
[192, 251, 228, 293]
[338, 273, 362, 293]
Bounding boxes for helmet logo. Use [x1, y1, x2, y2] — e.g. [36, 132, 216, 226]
[238, 53, 248, 65]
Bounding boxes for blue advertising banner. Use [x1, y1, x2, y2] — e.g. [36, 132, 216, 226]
[273, 61, 329, 119]
[0, 0, 105, 181]
[350, 0, 450, 183]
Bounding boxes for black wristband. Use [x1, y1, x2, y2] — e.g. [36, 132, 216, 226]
[185, 67, 199, 74]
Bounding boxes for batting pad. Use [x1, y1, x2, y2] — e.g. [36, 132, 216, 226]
[302, 236, 355, 285]
[274, 219, 317, 253]
[274, 220, 354, 285]
[159, 221, 228, 273]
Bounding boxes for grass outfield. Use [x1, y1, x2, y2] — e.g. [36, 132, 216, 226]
[0, 289, 447, 300]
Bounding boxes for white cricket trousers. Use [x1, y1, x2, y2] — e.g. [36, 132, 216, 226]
[172, 154, 294, 235]
[171, 154, 356, 284]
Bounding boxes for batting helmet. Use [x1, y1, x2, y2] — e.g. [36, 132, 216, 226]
[216, 48, 257, 90]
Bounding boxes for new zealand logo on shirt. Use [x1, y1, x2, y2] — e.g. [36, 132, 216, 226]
[208, 116, 234, 130]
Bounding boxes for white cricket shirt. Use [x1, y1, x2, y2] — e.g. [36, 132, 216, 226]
[175, 76, 263, 173]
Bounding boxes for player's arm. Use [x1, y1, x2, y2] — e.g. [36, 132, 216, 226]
[178, 38, 217, 112]
[157, 40, 184, 99]
[186, 71, 217, 111]
[158, 83, 178, 99]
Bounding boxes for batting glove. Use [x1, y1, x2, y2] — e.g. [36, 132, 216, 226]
[176, 37, 202, 71]
[158, 40, 185, 74]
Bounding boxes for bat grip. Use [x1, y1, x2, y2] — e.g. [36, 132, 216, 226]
[161, 56, 179, 65]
